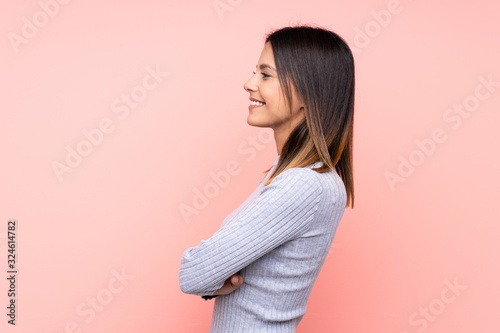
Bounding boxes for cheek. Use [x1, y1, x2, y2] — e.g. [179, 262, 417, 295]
[264, 83, 282, 104]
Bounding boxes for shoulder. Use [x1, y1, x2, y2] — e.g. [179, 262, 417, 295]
[270, 166, 346, 207]
[265, 167, 323, 195]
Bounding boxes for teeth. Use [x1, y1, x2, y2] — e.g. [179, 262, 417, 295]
[251, 100, 265, 106]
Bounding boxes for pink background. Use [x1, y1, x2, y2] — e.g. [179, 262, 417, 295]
[1, 0, 499, 332]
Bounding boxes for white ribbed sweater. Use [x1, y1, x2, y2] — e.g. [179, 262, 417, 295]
[179, 155, 347, 332]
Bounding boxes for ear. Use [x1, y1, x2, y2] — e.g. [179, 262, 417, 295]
[292, 97, 306, 115]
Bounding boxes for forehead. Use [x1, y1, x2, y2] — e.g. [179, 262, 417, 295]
[257, 42, 275, 66]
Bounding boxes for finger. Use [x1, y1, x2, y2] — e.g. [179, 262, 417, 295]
[231, 275, 243, 287]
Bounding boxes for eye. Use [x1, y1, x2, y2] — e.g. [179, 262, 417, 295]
[253, 71, 270, 78]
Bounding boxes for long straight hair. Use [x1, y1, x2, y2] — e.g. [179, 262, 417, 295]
[261, 24, 355, 208]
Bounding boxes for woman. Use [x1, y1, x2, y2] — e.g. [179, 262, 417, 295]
[179, 24, 355, 332]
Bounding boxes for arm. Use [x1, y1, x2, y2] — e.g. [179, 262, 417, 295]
[178, 168, 322, 296]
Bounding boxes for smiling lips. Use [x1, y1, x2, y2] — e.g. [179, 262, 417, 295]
[249, 97, 265, 109]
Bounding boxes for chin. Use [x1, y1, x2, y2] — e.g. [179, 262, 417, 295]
[247, 117, 269, 128]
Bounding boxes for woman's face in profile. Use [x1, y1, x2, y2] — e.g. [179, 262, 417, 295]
[243, 42, 304, 132]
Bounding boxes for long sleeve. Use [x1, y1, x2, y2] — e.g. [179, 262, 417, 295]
[178, 167, 323, 296]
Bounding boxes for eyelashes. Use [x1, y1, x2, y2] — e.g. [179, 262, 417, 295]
[253, 71, 271, 78]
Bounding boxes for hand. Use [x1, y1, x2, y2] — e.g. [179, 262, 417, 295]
[211, 274, 244, 296]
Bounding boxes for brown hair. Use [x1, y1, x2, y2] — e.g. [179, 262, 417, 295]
[261, 24, 355, 208]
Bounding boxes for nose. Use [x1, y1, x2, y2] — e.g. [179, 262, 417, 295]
[243, 74, 257, 93]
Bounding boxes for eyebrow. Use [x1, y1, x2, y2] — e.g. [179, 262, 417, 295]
[256, 64, 276, 72]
